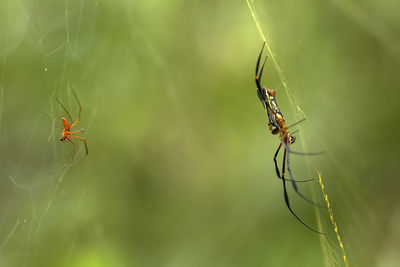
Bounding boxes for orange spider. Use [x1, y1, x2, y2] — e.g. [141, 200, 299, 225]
[56, 89, 88, 165]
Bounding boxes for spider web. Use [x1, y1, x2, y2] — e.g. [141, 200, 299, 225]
[0, 1, 186, 266]
[1, 0, 398, 266]
[0, 0, 99, 266]
[246, 1, 400, 267]
[246, 2, 348, 266]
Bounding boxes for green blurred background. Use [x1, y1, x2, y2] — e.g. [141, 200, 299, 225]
[0, 0, 399, 266]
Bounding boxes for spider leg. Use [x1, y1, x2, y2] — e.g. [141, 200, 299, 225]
[289, 150, 326, 156]
[66, 129, 85, 134]
[258, 54, 268, 86]
[286, 118, 306, 129]
[281, 148, 326, 235]
[274, 143, 313, 183]
[69, 88, 82, 129]
[290, 129, 299, 135]
[56, 98, 73, 125]
[273, 143, 282, 177]
[70, 135, 88, 155]
[255, 42, 268, 91]
[285, 143, 325, 208]
[255, 42, 266, 78]
[67, 139, 76, 165]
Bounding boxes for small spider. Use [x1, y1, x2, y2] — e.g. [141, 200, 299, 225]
[255, 42, 325, 235]
[56, 89, 88, 165]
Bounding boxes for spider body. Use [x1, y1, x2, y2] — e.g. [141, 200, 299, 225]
[257, 87, 288, 137]
[56, 89, 88, 165]
[255, 42, 325, 235]
[60, 118, 71, 140]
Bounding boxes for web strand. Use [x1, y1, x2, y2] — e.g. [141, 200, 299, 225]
[245, 1, 349, 266]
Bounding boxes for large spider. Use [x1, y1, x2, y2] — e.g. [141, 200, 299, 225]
[56, 89, 88, 165]
[255, 42, 325, 234]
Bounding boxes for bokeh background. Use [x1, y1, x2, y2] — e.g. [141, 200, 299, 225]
[0, 0, 399, 266]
